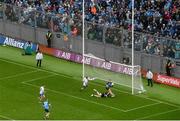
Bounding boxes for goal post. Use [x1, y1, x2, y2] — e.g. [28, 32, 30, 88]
[83, 53, 145, 94]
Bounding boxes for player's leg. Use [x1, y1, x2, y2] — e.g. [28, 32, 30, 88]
[44, 109, 50, 119]
[150, 79, 153, 87]
[91, 89, 101, 97]
[36, 60, 39, 67]
[39, 93, 45, 101]
[39, 60, 42, 67]
[93, 94, 101, 97]
[81, 82, 87, 90]
[37, 60, 39, 67]
[147, 79, 150, 86]
[93, 89, 101, 95]
[46, 112, 50, 119]
[39, 94, 43, 101]
[108, 89, 115, 97]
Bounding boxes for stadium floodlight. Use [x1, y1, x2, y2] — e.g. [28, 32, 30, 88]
[83, 53, 145, 94]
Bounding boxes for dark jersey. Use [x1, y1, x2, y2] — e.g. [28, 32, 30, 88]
[106, 82, 113, 90]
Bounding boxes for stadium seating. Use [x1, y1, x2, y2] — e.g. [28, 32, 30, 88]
[1, 0, 180, 59]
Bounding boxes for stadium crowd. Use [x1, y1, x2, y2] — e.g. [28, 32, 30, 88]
[3, 0, 82, 36]
[0, 0, 180, 58]
[85, 0, 180, 39]
[85, 0, 180, 58]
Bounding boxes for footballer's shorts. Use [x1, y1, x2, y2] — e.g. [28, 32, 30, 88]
[40, 92, 44, 97]
[83, 82, 87, 87]
[45, 109, 49, 113]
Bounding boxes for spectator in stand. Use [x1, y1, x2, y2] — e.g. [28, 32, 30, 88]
[84, 0, 180, 39]
[3, 0, 180, 40]
[2, 0, 180, 56]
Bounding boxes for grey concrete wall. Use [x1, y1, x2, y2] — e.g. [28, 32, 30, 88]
[0, 20, 179, 78]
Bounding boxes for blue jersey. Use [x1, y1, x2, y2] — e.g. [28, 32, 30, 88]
[106, 82, 113, 89]
[43, 101, 49, 110]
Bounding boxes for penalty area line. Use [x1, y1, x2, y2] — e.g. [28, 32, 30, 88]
[136, 108, 180, 120]
[0, 114, 15, 121]
[21, 74, 57, 84]
[0, 58, 73, 79]
[124, 102, 161, 112]
[89, 81, 180, 109]
[0, 70, 39, 81]
[22, 81, 126, 112]
[1, 57, 179, 110]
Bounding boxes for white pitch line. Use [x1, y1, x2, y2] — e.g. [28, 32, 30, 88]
[124, 102, 161, 112]
[90, 81, 162, 112]
[0, 58, 71, 79]
[89, 81, 180, 109]
[21, 74, 57, 84]
[136, 108, 180, 120]
[0, 70, 38, 80]
[22, 81, 126, 112]
[0, 114, 14, 121]
[1, 58, 179, 109]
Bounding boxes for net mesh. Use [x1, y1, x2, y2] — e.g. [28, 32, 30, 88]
[84, 53, 145, 94]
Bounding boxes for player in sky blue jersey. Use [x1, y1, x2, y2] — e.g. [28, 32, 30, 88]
[43, 99, 51, 120]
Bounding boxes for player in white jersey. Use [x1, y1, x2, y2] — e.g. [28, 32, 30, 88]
[39, 86, 45, 101]
[81, 76, 95, 90]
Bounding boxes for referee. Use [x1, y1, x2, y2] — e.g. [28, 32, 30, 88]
[146, 69, 153, 87]
[36, 50, 43, 67]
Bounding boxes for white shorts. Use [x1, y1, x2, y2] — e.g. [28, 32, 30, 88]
[83, 82, 88, 87]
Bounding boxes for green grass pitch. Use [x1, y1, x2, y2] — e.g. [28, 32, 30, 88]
[0, 46, 180, 120]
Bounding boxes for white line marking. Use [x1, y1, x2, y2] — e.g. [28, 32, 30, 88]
[1, 58, 179, 109]
[90, 81, 180, 109]
[0, 58, 71, 79]
[0, 114, 14, 120]
[125, 102, 160, 112]
[21, 74, 57, 84]
[136, 108, 180, 120]
[21, 75, 163, 112]
[22, 81, 126, 112]
[0, 70, 38, 80]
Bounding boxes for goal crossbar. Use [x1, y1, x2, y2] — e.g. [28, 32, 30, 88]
[83, 53, 145, 94]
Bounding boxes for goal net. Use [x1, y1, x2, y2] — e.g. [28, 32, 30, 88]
[83, 53, 145, 94]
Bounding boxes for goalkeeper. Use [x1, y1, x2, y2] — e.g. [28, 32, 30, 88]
[105, 80, 115, 97]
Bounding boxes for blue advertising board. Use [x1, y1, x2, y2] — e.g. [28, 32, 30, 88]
[0, 34, 38, 51]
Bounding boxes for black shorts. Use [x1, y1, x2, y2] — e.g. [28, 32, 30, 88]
[45, 109, 49, 113]
[101, 93, 107, 97]
[106, 87, 110, 90]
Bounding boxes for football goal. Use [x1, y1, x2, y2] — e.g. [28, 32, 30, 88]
[83, 53, 145, 95]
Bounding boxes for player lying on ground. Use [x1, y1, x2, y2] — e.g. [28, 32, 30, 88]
[91, 89, 115, 98]
[105, 80, 115, 97]
[39, 86, 45, 101]
[81, 76, 95, 90]
[43, 99, 51, 120]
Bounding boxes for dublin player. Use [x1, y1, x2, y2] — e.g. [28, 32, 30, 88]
[105, 80, 115, 97]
